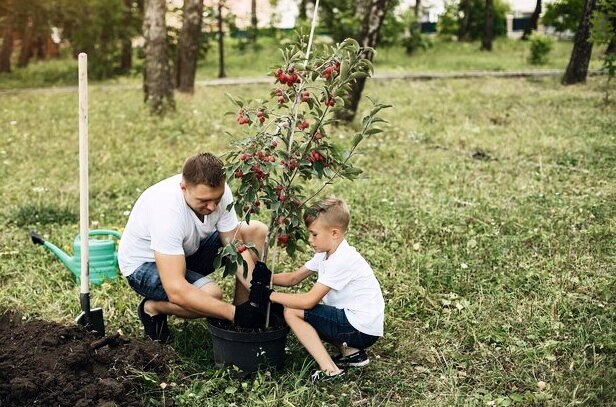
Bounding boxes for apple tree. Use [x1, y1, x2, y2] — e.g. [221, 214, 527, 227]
[213, 35, 390, 277]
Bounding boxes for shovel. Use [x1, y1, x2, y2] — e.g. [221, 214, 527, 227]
[74, 53, 105, 336]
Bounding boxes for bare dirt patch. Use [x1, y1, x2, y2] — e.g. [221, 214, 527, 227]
[0, 311, 175, 406]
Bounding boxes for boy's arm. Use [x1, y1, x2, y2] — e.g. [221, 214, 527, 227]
[270, 282, 330, 310]
[272, 266, 314, 287]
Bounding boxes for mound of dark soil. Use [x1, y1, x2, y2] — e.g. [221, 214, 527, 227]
[0, 311, 175, 406]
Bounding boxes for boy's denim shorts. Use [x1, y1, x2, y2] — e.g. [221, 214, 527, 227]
[126, 231, 222, 301]
[304, 304, 380, 350]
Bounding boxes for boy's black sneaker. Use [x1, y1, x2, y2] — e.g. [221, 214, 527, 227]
[333, 349, 369, 367]
[310, 369, 345, 384]
[137, 298, 171, 344]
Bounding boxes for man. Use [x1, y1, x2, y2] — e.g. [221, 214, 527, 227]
[118, 152, 267, 343]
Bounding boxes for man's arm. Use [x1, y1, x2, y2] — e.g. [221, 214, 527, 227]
[270, 282, 330, 310]
[272, 266, 314, 287]
[155, 252, 234, 320]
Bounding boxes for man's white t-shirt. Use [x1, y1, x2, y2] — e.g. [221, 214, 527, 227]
[304, 239, 384, 337]
[118, 174, 238, 277]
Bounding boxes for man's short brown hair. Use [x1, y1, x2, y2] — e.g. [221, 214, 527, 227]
[182, 153, 226, 187]
[303, 196, 350, 232]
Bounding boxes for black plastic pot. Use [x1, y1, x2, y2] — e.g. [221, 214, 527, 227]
[207, 319, 290, 374]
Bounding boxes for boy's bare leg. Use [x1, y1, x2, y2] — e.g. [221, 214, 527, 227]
[284, 307, 342, 375]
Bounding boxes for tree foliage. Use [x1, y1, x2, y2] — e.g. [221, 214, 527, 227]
[543, 0, 586, 34]
[438, 0, 509, 40]
[218, 35, 390, 275]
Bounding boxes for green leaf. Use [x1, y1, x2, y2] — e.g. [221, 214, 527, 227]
[213, 254, 222, 270]
[365, 128, 383, 136]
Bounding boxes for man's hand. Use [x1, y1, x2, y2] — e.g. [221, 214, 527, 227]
[250, 261, 272, 285]
[233, 301, 265, 329]
[249, 283, 273, 309]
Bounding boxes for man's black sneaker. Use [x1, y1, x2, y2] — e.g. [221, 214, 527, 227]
[310, 369, 345, 384]
[333, 349, 369, 367]
[137, 298, 171, 344]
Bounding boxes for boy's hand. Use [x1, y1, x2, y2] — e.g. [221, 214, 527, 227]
[234, 301, 265, 329]
[250, 261, 272, 285]
[249, 283, 273, 309]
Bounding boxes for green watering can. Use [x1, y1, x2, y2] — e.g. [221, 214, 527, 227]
[30, 229, 122, 285]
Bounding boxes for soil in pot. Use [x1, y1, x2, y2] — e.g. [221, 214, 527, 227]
[207, 317, 290, 375]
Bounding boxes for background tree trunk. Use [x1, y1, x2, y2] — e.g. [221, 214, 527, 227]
[120, 0, 134, 73]
[18, 18, 35, 67]
[217, 0, 226, 78]
[143, 0, 175, 114]
[458, 0, 471, 41]
[414, 0, 421, 19]
[608, 37, 616, 54]
[298, 0, 308, 20]
[175, 0, 204, 93]
[562, 0, 597, 84]
[248, 0, 257, 44]
[481, 0, 494, 51]
[337, 0, 391, 122]
[521, 0, 542, 40]
[0, 9, 14, 73]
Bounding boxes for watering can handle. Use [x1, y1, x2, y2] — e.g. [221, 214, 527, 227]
[88, 229, 122, 239]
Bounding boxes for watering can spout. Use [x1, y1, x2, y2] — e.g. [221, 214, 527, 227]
[29, 229, 121, 285]
[30, 231, 79, 275]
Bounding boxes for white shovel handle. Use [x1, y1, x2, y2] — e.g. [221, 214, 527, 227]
[78, 53, 89, 295]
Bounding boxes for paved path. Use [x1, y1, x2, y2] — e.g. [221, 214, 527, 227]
[0, 69, 603, 95]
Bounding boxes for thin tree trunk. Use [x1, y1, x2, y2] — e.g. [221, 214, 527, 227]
[414, 0, 421, 19]
[176, 0, 204, 92]
[481, 0, 494, 51]
[143, 0, 175, 114]
[248, 0, 257, 44]
[337, 0, 391, 122]
[521, 0, 542, 40]
[298, 0, 308, 20]
[35, 35, 46, 60]
[18, 18, 35, 67]
[608, 37, 616, 54]
[562, 0, 597, 84]
[120, 0, 134, 72]
[218, 1, 226, 78]
[0, 24, 14, 73]
[458, 0, 471, 41]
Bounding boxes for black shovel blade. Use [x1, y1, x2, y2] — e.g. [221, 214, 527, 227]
[76, 308, 105, 336]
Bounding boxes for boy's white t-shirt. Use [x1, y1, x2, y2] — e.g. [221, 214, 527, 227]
[118, 174, 238, 277]
[304, 239, 384, 337]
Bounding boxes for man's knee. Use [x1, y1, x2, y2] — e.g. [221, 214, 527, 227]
[241, 220, 267, 241]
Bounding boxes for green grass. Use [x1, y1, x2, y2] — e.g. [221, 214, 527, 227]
[0, 74, 614, 406]
[0, 36, 608, 90]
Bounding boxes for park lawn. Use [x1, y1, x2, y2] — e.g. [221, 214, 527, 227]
[0, 36, 608, 90]
[0, 75, 614, 406]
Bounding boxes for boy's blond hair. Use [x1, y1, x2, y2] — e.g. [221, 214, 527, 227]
[303, 197, 350, 232]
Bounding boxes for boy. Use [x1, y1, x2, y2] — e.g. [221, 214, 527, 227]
[249, 197, 385, 381]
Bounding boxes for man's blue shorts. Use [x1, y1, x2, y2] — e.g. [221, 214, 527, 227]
[126, 231, 222, 301]
[304, 304, 380, 350]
